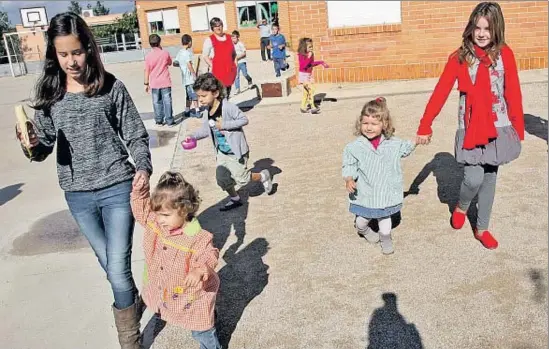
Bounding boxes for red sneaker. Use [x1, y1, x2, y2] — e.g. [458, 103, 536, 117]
[451, 208, 466, 229]
[474, 230, 499, 249]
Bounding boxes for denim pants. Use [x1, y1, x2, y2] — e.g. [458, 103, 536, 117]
[273, 58, 285, 77]
[152, 87, 174, 125]
[260, 37, 271, 61]
[65, 180, 137, 309]
[235, 62, 252, 90]
[191, 328, 222, 349]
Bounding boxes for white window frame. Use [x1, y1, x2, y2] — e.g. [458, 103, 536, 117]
[236, 1, 277, 29]
[326, 1, 401, 28]
[146, 8, 180, 36]
[188, 2, 227, 32]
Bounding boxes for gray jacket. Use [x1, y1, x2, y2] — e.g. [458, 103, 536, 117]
[192, 100, 249, 159]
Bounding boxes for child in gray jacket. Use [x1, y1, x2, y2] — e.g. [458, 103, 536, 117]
[188, 73, 273, 211]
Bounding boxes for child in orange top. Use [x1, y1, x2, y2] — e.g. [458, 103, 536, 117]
[131, 171, 221, 349]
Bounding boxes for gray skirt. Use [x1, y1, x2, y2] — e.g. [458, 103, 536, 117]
[454, 125, 521, 166]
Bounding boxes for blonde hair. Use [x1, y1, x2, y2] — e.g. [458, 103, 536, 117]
[150, 171, 201, 221]
[355, 97, 395, 138]
[458, 2, 506, 66]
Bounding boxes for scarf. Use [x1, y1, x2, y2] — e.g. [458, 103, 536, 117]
[457, 45, 498, 149]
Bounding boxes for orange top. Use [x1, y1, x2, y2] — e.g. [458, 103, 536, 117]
[131, 195, 220, 331]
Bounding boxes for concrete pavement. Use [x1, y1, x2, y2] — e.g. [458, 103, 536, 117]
[0, 53, 547, 349]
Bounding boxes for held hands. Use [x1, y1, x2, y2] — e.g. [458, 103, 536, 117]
[345, 177, 357, 194]
[132, 170, 150, 199]
[184, 267, 209, 287]
[415, 134, 432, 146]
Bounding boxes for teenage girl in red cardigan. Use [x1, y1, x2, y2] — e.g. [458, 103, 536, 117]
[415, 2, 524, 249]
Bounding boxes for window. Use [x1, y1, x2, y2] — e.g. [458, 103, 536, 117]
[189, 3, 227, 32]
[236, 1, 278, 28]
[326, 1, 401, 28]
[146, 8, 180, 35]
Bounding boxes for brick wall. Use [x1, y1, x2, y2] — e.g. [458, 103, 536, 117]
[286, 1, 548, 83]
[136, 1, 266, 53]
[136, 1, 548, 83]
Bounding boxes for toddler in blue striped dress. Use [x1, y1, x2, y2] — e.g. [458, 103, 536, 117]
[342, 97, 416, 254]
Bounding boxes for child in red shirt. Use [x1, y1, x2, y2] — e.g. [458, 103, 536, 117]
[415, 2, 524, 249]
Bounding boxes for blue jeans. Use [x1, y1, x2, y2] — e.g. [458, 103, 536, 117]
[273, 58, 285, 77]
[65, 180, 137, 309]
[235, 62, 252, 90]
[191, 328, 222, 349]
[152, 87, 174, 125]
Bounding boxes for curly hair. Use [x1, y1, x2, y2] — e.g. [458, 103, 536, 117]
[354, 97, 395, 138]
[458, 2, 506, 66]
[150, 171, 201, 221]
[193, 72, 225, 100]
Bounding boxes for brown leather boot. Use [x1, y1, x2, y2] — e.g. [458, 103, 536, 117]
[112, 300, 141, 349]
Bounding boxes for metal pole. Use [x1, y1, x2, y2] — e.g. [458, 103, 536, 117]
[3, 33, 15, 77]
[121, 33, 126, 51]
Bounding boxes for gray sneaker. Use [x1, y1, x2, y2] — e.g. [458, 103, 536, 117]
[380, 236, 394, 255]
[359, 229, 380, 244]
[261, 169, 272, 194]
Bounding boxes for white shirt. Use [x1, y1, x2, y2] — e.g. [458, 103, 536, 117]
[234, 41, 247, 64]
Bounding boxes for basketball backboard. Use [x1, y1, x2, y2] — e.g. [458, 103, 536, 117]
[20, 7, 48, 28]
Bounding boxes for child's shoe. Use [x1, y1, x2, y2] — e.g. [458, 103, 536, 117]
[358, 228, 380, 244]
[379, 234, 394, 255]
[451, 207, 467, 229]
[261, 169, 273, 194]
[310, 107, 320, 114]
[474, 229, 498, 249]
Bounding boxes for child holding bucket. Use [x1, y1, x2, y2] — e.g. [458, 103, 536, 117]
[184, 73, 273, 211]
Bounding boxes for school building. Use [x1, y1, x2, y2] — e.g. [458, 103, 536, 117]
[137, 1, 548, 84]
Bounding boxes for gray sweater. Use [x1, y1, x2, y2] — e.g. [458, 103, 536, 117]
[26, 74, 152, 191]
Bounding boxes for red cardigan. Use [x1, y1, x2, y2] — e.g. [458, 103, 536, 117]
[417, 45, 524, 143]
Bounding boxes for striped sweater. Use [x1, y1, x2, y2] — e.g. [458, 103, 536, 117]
[24, 73, 152, 192]
[342, 135, 415, 209]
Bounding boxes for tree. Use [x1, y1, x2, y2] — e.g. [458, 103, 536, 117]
[92, 1, 110, 16]
[0, 10, 13, 62]
[91, 10, 138, 38]
[68, 1, 83, 15]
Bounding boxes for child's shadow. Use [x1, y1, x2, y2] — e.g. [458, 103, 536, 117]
[246, 158, 282, 197]
[198, 191, 250, 251]
[404, 152, 477, 226]
[215, 238, 270, 348]
[524, 114, 548, 143]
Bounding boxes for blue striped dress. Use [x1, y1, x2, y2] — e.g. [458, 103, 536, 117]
[342, 135, 415, 219]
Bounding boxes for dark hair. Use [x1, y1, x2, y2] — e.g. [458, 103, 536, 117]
[193, 73, 225, 100]
[150, 172, 201, 221]
[231, 30, 240, 37]
[298, 37, 312, 55]
[181, 34, 192, 45]
[32, 12, 105, 110]
[272, 23, 280, 30]
[209, 17, 223, 31]
[149, 34, 161, 47]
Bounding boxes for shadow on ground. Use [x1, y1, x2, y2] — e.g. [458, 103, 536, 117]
[0, 183, 24, 206]
[404, 152, 475, 226]
[10, 210, 88, 256]
[366, 292, 424, 349]
[524, 113, 548, 143]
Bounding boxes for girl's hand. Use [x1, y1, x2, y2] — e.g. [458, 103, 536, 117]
[184, 267, 208, 287]
[322, 62, 329, 68]
[416, 134, 432, 145]
[132, 170, 150, 198]
[15, 122, 39, 148]
[215, 120, 222, 130]
[345, 177, 357, 193]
